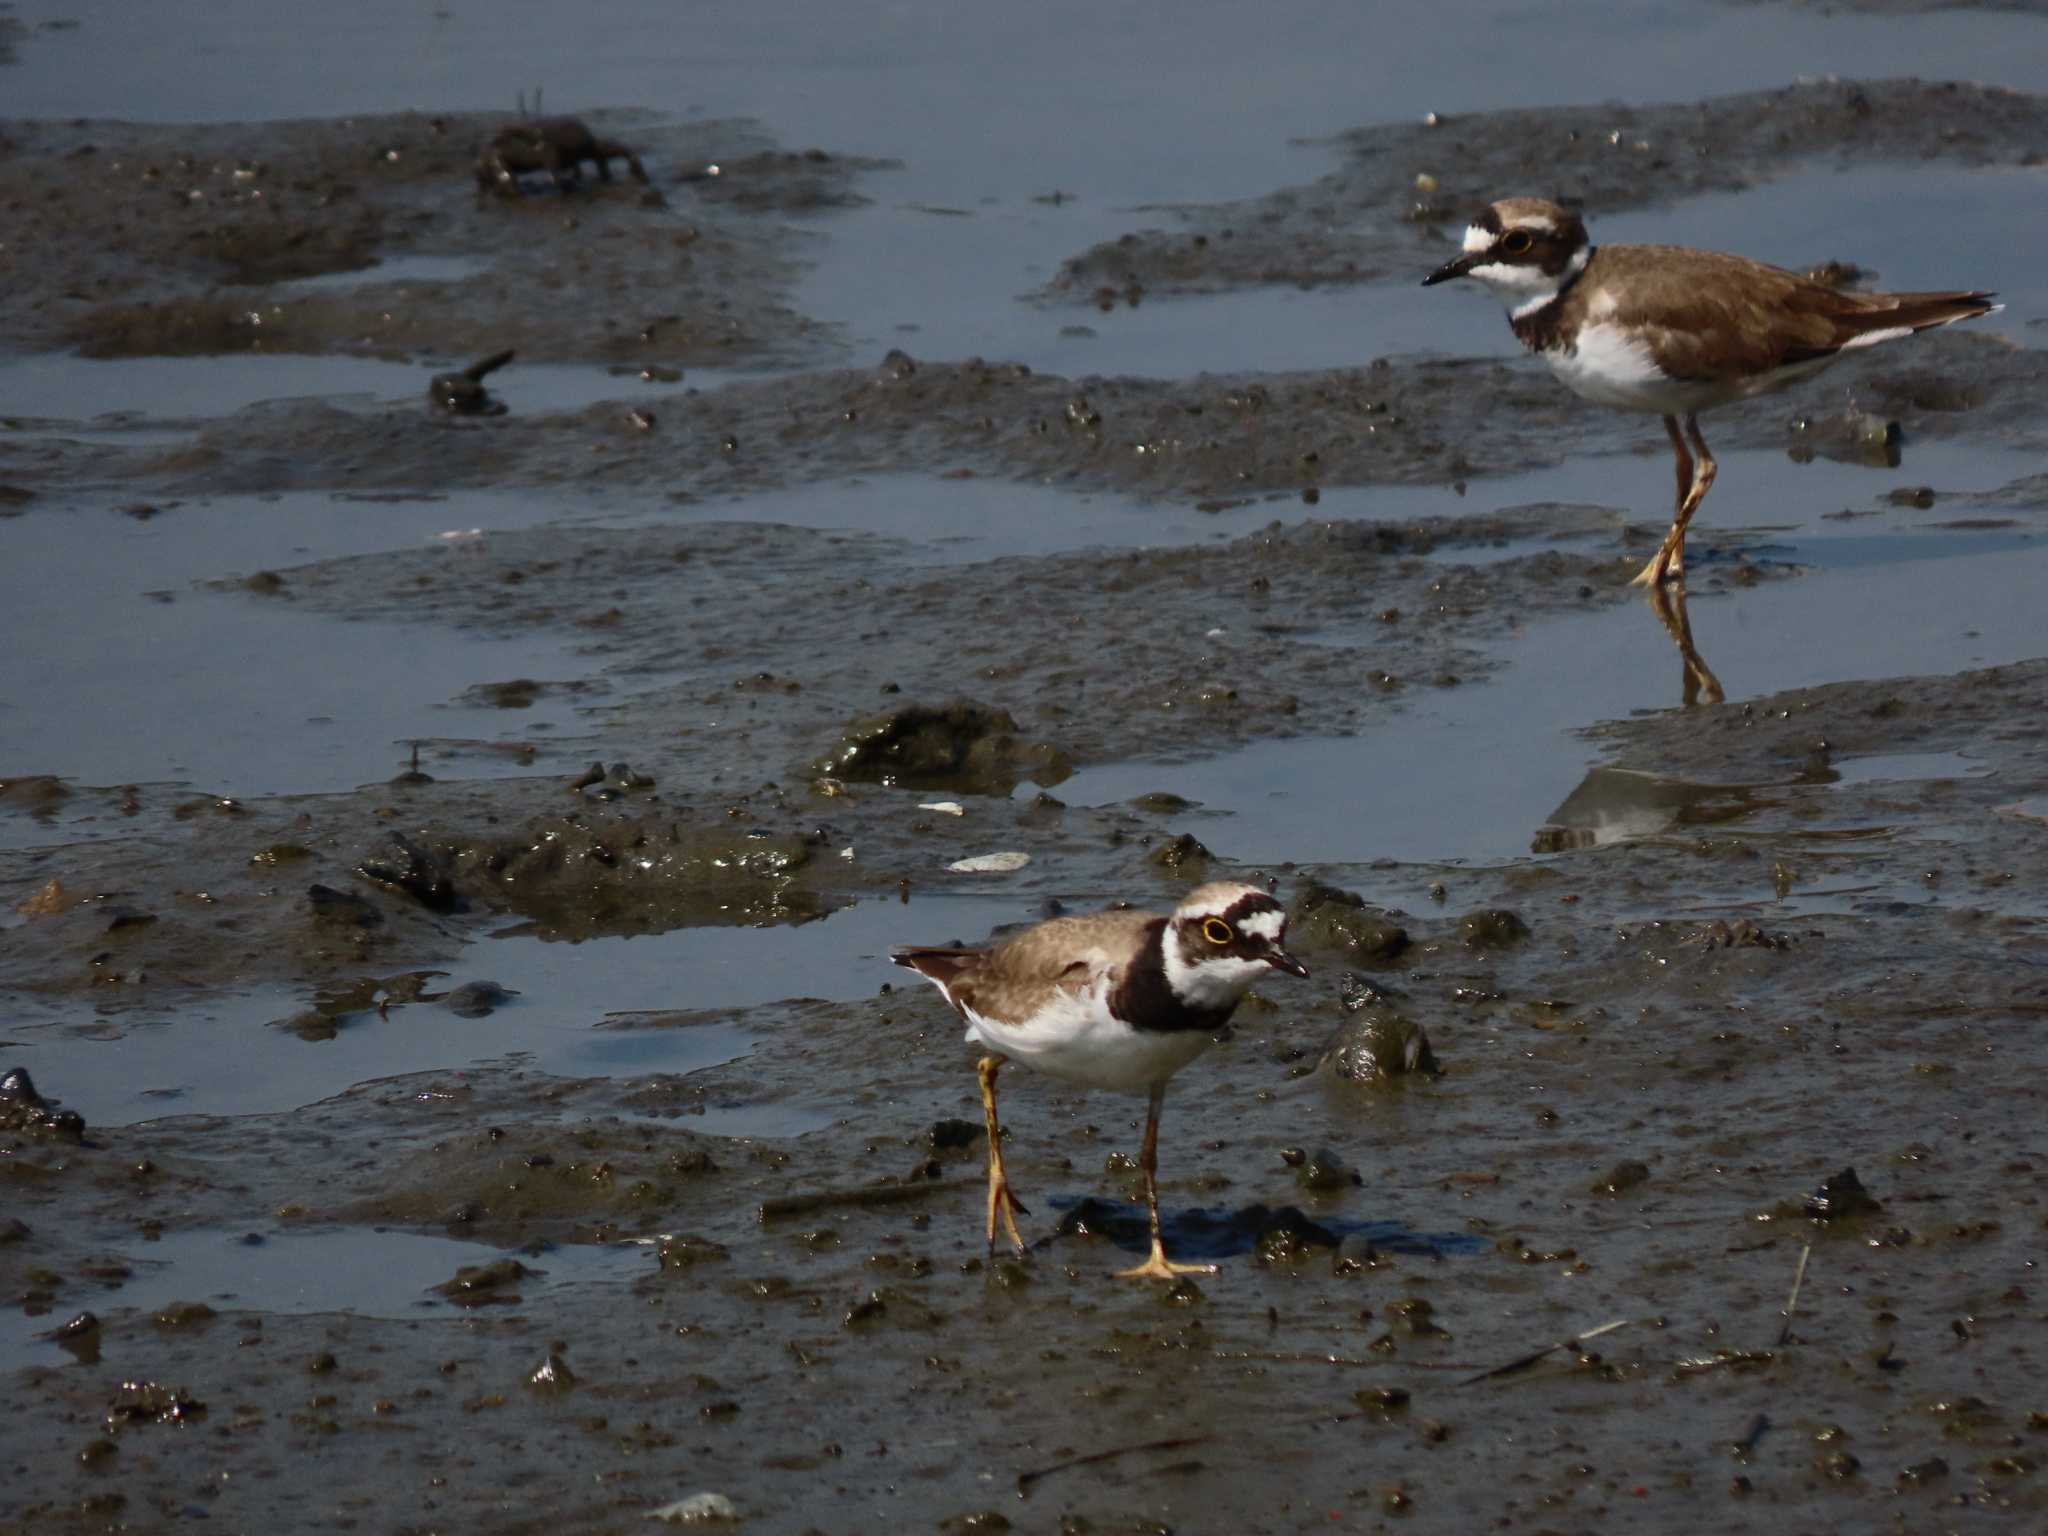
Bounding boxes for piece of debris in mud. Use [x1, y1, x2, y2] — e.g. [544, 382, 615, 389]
[1422, 195, 1996, 589]
[647, 1492, 740, 1525]
[946, 851, 1030, 874]
[476, 117, 648, 195]
[893, 882, 1307, 1279]
[428, 349, 515, 416]
[1461, 1316, 1638, 1386]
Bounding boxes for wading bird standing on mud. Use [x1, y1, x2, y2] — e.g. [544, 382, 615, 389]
[1423, 197, 1998, 587]
[892, 883, 1306, 1280]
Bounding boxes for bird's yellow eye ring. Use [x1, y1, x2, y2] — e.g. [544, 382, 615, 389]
[1500, 230, 1534, 257]
[1202, 918, 1233, 945]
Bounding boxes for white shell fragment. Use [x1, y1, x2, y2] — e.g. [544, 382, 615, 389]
[837, 845, 856, 861]
[917, 801, 966, 816]
[648, 1492, 739, 1524]
[946, 851, 1031, 874]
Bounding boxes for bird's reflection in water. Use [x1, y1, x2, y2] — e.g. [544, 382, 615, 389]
[1645, 582, 1724, 707]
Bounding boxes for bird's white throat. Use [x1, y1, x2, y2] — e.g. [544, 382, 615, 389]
[1160, 933, 1271, 1009]
[1465, 238, 1590, 320]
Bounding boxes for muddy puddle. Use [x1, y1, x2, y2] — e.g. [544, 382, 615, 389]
[0, 1222, 633, 1373]
[5, 5, 2048, 1533]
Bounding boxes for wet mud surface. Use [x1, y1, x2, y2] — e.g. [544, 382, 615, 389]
[1047, 80, 2048, 302]
[5, 44, 2048, 1536]
[0, 111, 886, 368]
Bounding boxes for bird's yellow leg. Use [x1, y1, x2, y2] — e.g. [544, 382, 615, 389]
[1632, 413, 1715, 588]
[1116, 1084, 1216, 1281]
[977, 1054, 1028, 1257]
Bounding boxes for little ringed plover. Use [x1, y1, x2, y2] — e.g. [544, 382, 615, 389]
[893, 882, 1307, 1280]
[1424, 197, 1997, 586]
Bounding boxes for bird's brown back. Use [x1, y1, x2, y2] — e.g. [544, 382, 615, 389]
[1522, 243, 1994, 380]
[895, 909, 1159, 1025]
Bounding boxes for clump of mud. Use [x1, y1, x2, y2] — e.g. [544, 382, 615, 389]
[813, 699, 1073, 794]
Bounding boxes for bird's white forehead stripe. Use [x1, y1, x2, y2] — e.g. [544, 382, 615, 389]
[1239, 910, 1285, 942]
[1461, 223, 1492, 254]
[1177, 884, 1263, 920]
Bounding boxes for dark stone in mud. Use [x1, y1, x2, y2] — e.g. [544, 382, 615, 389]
[1320, 979, 1439, 1084]
[1, 1066, 87, 1142]
[1147, 832, 1212, 874]
[356, 832, 462, 913]
[438, 980, 517, 1018]
[1803, 1167, 1885, 1222]
[813, 699, 1072, 795]
[922, 1118, 983, 1155]
[1252, 1204, 1340, 1263]
[1288, 882, 1410, 963]
[1458, 909, 1529, 949]
[1291, 1146, 1361, 1194]
[432, 1257, 536, 1304]
[152, 1301, 217, 1330]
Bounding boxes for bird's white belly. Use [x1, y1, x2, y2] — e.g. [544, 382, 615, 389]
[1546, 323, 1842, 415]
[962, 984, 1216, 1093]
[1545, 324, 1723, 414]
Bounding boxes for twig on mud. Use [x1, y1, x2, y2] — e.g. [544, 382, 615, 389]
[1672, 1349, 1775, 1378]
[757, 1180, 937, 1223]
[1776, 1242, 1812, 1346]
[1459, 1316, 1637, 1387]
[1016, 1436, 1212, 1498]
[1730, 1412, 1770, 1458]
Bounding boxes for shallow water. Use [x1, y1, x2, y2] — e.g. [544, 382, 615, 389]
[2, 892, 1029, 1125]
[0, 493, 602, 798]
[0, 352, 760, 424]
[0, 1225, 629, 1372]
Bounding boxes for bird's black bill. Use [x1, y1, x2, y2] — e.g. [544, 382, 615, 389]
[1421, 252, 1478, 287]
[1266, 948, 1309, 979]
